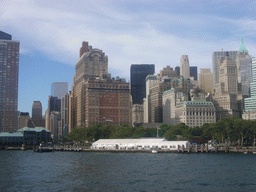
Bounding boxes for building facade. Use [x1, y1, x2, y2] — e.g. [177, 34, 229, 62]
[130, 64, 155, 104]
[71, 42, 131, 128]
[198, 68, 214, 93]
[51, 82, 68, 99]
[190, 66, 197, 81]
[243, 57, 256, 120]
[212, 50, 238, 86]
[18, 112, 30, 130]
[212, 53, 241, 120]
[236, 38, 252, 96]
[0, 31, 20, 132]
[159, 66, 178, 79]
[132, 104, 144, 126]
[180, 55, 190, 79]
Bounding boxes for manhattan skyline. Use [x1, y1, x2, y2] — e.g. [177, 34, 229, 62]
[1, 0, 256, 115]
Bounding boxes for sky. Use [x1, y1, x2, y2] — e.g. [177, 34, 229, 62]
[1, 0, 256, 115]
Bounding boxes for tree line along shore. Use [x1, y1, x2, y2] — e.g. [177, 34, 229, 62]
[65, 117, 256, 147]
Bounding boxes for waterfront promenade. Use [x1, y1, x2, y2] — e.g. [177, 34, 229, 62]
[2, 145, 256, 154]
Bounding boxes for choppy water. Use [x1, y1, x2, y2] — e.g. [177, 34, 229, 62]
[0, 150, 255, 191]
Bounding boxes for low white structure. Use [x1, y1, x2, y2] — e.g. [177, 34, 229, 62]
[91, 138, 190, 150]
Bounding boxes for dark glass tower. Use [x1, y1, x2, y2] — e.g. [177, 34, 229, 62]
[130, 64, 155, 104]
[190, 66, 198, 80]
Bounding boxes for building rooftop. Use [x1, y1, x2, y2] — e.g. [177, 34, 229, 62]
[17, 127, 50, 133]
[177, 101, 214, 106]
[0, 132, 23, 137]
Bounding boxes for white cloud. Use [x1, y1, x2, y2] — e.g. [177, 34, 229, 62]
[1, 0, 256, 81]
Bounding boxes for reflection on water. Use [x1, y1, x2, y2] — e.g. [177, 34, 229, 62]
[0, 151, 256, 191]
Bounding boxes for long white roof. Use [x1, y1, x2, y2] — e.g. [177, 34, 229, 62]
[92, 138, 189, 146]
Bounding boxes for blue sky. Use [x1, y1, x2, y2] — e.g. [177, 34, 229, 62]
[1, 0, 256, 115]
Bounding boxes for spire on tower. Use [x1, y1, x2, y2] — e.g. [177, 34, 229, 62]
[239, 37, 248, 53]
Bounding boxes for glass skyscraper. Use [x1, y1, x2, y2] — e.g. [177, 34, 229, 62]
[244, 57, 256, 112]
[130, 64, 155, 104]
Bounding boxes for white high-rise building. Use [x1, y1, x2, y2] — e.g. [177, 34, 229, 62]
[51, 82, 68, 99]
[180, 55, 190, 79]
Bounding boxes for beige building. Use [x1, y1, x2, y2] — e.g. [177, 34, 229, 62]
[212, 53, 241, 120]
[160, 66, 178, 79]
[162, 89, 187, 125]
[18, 112, 30, 129]
[180, 55, 190, 79]
[132, 104, 144, 126]
[163, 88, 215, 127]
[198, 68, 213, 93]
[149, 79, 171, 123]
[143, 74, 159, 123]
[71, 42, 131, 127]
[50, 111, 61, 139]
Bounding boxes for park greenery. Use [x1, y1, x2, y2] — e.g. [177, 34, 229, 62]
[65, 117, 256, 146]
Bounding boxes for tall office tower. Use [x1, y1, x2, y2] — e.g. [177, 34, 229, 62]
[61, 93, 69, 137]
[50, 111, 61, 139]
[29, 101, 45, 127]
[149, 79, 171, 123]
[0, 31, 20, 132]
[198, 68, 214, 93]
[45, 96, 61, 132]
[51, 82, 68, 99]
[212, 50, 238, 86]
[130, 64, 155, 104]
[243, 58, 256, 120]
[212, 52, 240, 120]
[189, 66, 197, 81]
[175, 66, 180, 76]
[180, 55, 190, 79]
[32, 101, 42, 119]
[143, 74, 159, 123]
[72, 42, 131, 127]
[159, 66, 178, 79]
[68, 75, 76, 133]
[236, 38, 252, 96]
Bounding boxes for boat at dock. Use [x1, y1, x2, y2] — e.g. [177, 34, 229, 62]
[152, 149, 158, 154]
[34, 143, 54, 152]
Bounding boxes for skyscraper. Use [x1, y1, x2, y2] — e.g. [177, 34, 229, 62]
[130, 64, 155, 104]
[180, 55, 190, 79]
[236, 38, 252, 96]
[51, 82, 68, 99]
[32, 101, 42, 119]
[0, 31, 20, 132]
[189, 66, 198, 81]
[244, 57, 256, 116]
[212, 50, 238, 86]
[198, 68, 213, 93]
[212, 52, 240, 120]
[71, 41, 131, 127]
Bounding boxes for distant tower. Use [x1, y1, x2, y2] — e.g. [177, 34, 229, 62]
[0, 31, 20, 132]
[51, 82, 68, 99]
[32, 101, 42, 119]
[236, 38, 252, 96]
[198, 68, 213, 93]
[189, 66, 197, 81]
[212, 50, 238, 86]
[130, 64, 155, 104]
[180, 55, 190, 79]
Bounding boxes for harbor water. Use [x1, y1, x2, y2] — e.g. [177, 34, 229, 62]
[0, 150, 256, 191]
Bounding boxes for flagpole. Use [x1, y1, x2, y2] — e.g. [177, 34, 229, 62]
[157, 128, 159, 138]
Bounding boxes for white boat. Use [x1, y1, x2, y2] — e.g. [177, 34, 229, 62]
[152, 149, 158, 154]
